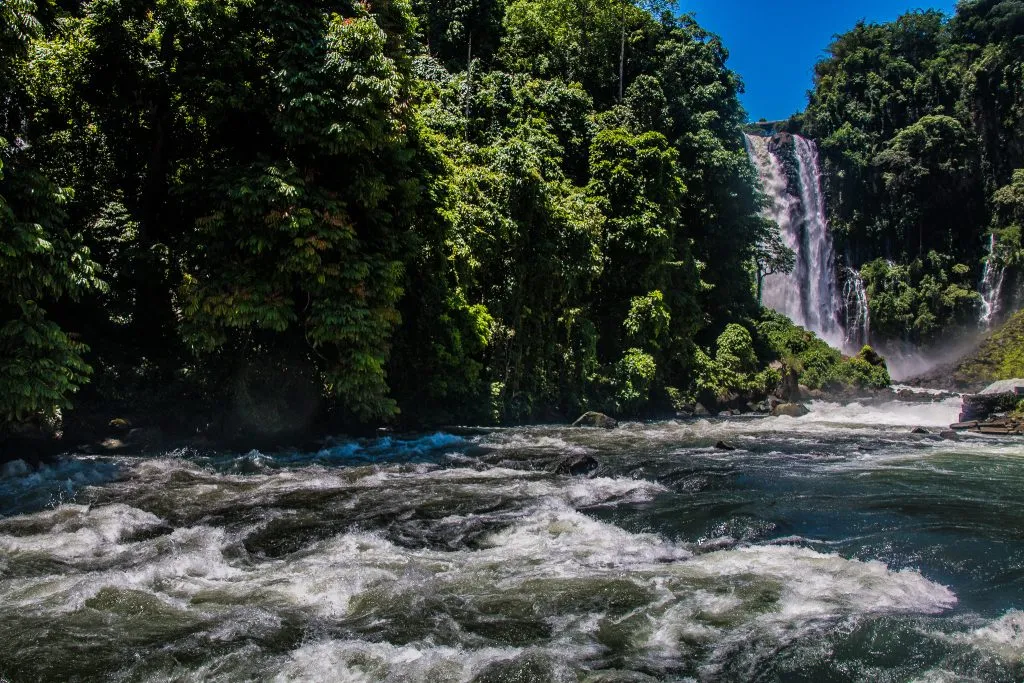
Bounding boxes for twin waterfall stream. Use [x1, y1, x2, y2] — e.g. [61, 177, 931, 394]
[744, 131, 1013, 348]
[743, 133, 869, 352]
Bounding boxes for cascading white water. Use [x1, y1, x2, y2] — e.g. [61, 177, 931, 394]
[842, 267, 870, 349]
[744, 133, 855, 350]
[980, 234, 1006, 328]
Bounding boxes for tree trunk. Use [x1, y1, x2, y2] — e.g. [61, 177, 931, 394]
[619, 7, 626, 101]
[464, 33, 473, 121]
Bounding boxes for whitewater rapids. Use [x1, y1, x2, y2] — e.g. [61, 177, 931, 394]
[1, 399, 1023, 681]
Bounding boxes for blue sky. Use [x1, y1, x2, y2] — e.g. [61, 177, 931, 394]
[677, 0, 958, 121]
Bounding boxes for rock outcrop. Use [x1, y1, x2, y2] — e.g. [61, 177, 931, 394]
[958, 380, 1023, 422]
[571, 412, 618, 429]
[554, 454, 599, 476]
[951, 379, 1024, 434]
[772, 403, 810, 418]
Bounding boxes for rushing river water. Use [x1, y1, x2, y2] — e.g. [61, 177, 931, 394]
[2, 398, 1024, 681]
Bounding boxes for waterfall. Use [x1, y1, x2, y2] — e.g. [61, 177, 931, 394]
[744, 132, 852, 350]
[980, 234, 1007, 328]
[842, 267, 870, 349]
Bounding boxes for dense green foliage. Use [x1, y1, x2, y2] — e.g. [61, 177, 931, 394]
[860, 253, 980, 341]
[679, 311, 892, 407]
[2, 0, 812, 434]
[1, 0, 102, 430]
[801, 1, 1024, 344]
[756, 312, 891, 391]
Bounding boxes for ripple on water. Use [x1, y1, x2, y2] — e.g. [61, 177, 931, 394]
[0, 449, 965, 681]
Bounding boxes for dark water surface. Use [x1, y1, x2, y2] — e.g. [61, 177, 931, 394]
[2, 395, 1023, 681]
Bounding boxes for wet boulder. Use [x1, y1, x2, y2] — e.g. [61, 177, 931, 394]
[715, 441, 737, 451]
[959, 380, 1024, 422]
[572, 412, 618, 429]
[910, 427, 930, 435]
[772, 402, 810, 418]
[554, 454, 599, 476]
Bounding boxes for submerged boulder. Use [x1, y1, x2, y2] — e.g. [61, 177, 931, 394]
[772, 402, 810, 418]
[571, 412, 618, 429]
[554, 454, 599, 476]
[715, 441, 737, 451]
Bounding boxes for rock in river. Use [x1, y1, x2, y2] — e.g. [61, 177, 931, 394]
[554, 454, 599, 476]
[572, 412, 618, 429]
[772, 403, 810, 418]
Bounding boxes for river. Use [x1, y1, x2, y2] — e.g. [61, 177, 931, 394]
[1, 397, 1023, 681]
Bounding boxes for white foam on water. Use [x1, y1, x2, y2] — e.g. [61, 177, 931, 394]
[891, 385, 960, 397]
[481, 431, 595, 456]
[0, 445, 970, 680]
[539, 400, 962, 451]
[800, 399, 963, 429]
[911, 669, 980, 683]
[692, 545, 955, 618]
[635, 544, 957, 674]
[231, 508, 956, 679]
[0, 503, 163, 560]
[271, 641, 579, 683]
[956, 610, 1024, 662]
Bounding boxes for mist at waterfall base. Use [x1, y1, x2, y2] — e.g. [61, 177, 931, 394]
[743, 132, 1003, 381]
[3, 400, 1024, 681]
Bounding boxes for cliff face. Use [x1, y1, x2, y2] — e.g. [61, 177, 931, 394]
[953, 309, 1024, 387]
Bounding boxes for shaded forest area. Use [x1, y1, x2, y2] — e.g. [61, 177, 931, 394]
[0, 0, 791, 444]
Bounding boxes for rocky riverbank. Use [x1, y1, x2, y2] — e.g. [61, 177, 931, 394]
[949, 379, 1024, 435]
[0, 375, 967, 467]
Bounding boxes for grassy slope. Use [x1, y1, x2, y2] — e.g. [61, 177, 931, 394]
[954, 309, 1024, 385]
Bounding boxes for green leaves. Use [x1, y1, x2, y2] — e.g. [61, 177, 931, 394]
[859, 254, 982, 343]
[802, 3, 1024, 343]
[1, 119, 102, 432]
[0, 0, 776, 430]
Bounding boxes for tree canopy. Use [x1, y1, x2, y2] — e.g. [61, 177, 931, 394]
[0, 0, 786, 435]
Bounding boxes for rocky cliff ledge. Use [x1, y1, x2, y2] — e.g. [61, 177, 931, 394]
[951, 379, 1024, 434]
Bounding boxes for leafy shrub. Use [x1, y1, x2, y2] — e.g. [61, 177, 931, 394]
[716, 324, 758, 373]
[754, 311, 891, 391]
[615, 348, 657, 415]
